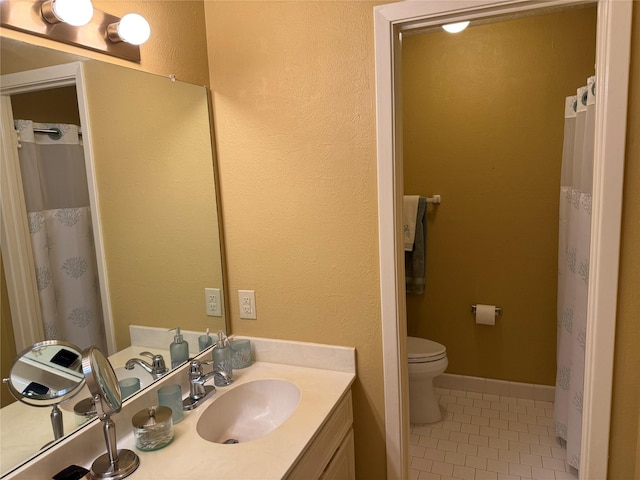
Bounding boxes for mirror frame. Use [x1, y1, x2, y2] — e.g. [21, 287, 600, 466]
[82, 347, 121, 417]
[374, 0, 632, 478]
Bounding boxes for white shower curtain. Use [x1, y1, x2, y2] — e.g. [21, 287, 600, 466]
[15, 120, 106, 352]
[554, 76, 595, 472]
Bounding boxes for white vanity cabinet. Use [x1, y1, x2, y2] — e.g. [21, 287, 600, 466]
[287, 390, 355, 480]
[319, 428, 355, 480]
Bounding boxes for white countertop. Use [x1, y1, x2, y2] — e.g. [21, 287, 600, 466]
[4, 335, 356, 480]
[117, 361, 354, 479]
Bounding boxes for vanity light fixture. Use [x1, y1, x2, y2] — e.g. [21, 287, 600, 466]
[41, 0, 94, 27]
[107, 13, 151, 46]
[0, 0, 150, 62]
[442, 21, 470, 33]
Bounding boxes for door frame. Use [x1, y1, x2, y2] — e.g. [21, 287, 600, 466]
[374, 1, 632, 478]
[0, 62, 116, 354]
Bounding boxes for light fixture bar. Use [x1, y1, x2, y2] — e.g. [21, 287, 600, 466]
[0, 0, 141, 63]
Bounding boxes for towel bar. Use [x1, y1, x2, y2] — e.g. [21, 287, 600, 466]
[425, 195, 441, 204]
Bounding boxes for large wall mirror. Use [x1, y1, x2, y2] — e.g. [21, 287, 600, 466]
[0, 37, 227, 476]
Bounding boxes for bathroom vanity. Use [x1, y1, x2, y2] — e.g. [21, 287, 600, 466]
[3, 336, 356, 480]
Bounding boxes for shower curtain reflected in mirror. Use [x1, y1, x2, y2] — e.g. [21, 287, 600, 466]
[15, 120, 106, 352]
[555, 76, 595, 473]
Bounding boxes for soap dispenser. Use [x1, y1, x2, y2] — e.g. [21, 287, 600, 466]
[169, 327, 189, 368]
[212, 331, 232, 386]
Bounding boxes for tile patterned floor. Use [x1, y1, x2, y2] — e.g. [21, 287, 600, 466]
[409, 388, 579, 480]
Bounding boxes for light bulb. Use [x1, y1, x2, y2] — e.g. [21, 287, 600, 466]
[113, 13, 151, 46]
[47, 0, 94, 27]
[442, 21, 470, 34]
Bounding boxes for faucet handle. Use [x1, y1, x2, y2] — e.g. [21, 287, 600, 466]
[140, 351, 167, 373]
[186, 358, 216, 379]
[187, 359, 203, 377]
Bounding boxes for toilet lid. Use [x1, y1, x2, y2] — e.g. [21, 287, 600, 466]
[407, 336, 447, 363]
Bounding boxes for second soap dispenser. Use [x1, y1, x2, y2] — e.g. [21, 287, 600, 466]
[169, 327, 189, 368]
[212, 331, 233, 386]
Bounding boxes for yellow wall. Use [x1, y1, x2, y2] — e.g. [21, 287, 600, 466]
[402, 7, 596, 386]
[203, 2, 386, 477]
[9, 87, 80, 124]
[81, 61, 224, 349]
[608, 3, 640, 477]
[1, 1, 638, 477]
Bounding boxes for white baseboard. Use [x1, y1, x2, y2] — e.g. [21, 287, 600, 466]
[433, 373, 555, 403]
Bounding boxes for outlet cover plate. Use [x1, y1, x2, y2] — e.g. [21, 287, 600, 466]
[238, 290, 256, 320]
[205, 288, 222, 317]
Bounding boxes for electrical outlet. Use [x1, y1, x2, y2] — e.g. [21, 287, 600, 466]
[205, 288, 222, 317]
[238, 290, 256, 319]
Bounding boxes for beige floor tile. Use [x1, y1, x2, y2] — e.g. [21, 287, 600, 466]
[411, 390, 566, 480]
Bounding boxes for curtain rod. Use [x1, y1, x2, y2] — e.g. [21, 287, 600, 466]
[33, 128, 82, 136]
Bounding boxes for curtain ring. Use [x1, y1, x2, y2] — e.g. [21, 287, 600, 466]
[47, 127, 62, 140]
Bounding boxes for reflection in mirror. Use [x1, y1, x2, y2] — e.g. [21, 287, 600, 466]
[81, 347, 139, 480]
[0, 37, 226, 477]
[2, 340, 84, 457]
[83, 347, 122, 416]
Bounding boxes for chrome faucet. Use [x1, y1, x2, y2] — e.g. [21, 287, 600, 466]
[182, 359, 233, 410]
[124, 351, 168, 379]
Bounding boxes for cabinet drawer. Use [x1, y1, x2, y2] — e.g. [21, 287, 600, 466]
[286, 390, 353, 480]
[320, 428, 354, 480]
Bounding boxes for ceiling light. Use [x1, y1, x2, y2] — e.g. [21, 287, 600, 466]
[41, 0, 94, 27]
[107, 13, 151, 46]
[442, 21, 470, 34]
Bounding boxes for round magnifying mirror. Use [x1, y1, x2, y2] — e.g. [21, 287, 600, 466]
[81, 347, 139, 479]
[82, 347, 121, 416]
[3, 340, 85, 407]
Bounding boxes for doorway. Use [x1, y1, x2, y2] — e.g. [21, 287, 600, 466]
[0, 63, 115, 356]
[374, 1, 632, 478]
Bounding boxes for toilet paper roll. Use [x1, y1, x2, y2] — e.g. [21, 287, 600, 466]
[475, 304, 496, 326]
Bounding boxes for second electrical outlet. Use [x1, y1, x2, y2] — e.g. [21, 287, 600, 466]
[205, 288, 222, 317]
[238, 290, 257, 319]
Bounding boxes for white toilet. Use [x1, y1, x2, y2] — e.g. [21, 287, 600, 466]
[407, 336, 448, 424]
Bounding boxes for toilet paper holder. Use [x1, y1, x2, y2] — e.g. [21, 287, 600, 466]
[471, 305, 502, 316]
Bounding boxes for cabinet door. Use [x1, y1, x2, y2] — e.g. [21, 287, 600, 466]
[320, 429, 355, 480]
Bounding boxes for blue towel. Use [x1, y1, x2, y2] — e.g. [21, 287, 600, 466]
[405, 196, 427, 294]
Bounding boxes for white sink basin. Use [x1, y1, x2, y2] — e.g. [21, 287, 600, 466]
[196, 379, 301, 444]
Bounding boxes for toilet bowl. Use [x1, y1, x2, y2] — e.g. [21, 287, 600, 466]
[407, 336, 448, 424]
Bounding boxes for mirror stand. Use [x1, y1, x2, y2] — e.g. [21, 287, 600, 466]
[32, 403, 65, 449]
[50, 404, 64, 442]
[83, 347, 139, 480]
[89, 410, 139, 480]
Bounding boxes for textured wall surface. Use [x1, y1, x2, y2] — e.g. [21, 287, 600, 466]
[1, 0, 639, 476]
[402, 7, 596, 386]
[203, 2, 386, 477]
[82, 61, 224, 349]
